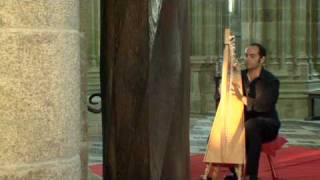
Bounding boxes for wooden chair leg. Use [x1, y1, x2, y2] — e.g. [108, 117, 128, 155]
[266, 154, 278, 180]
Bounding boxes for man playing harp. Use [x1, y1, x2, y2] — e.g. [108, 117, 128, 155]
[203, 29, 281, 180]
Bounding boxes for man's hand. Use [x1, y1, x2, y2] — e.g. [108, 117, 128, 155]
[232, 82, 242, 99]
[232, 82, 248, 105]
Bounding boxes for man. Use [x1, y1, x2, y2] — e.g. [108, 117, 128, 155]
[225, 43, 281, 180]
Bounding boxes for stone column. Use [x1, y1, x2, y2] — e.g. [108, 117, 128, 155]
[240, 0, 253, 57]
[277, 0, 297, 118]
[190, 0, 228, 113]
[190, 0, 227, 57]
[0, 1, 81, 179]
[242, 0, 278, 64]
[252, 0, 264, 43]
[241, 0, 281, 64]
[281, 0, 293, 66]
[311, 0, 320, 77]
[277, 0, 311, 118]
[191, 0, 203, 55]
[203, 1, 216, 55]
[79, 0, 92, 180]
[84, 0, 101, 94]
[101, 0, 190, 179]
[89, 0, 100, 67]
[217, 0, 228, 59]
[264, 0, 278, 65]
[294, 0, 309, 79]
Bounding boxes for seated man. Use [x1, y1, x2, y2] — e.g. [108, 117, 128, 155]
[226, 43, 281, 180]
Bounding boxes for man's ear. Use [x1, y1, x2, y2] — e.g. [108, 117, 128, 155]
[260, 56, 265, 64]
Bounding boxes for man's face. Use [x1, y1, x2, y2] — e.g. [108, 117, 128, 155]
[245, 46, 264, 70]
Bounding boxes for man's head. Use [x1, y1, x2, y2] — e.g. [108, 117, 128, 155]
[245, 43, 266, 70]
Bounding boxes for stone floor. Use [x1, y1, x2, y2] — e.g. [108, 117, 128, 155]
[87, 112, 320, 180]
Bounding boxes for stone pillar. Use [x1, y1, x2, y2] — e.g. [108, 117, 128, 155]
[311, 0, 320, 77]
[278, 0, 312, 118]
[294, 0, 309, 79]
[191, 0, 226, 56]
[79, 0, 92, 180]
[281, 0, 293, 66]
[0, 1, 81, 179]
[217, 0, 229, 59]
[203, 1, 216, 55]
[247, 0, 278, 62]
[241, 0, 283, 64]
[89, 0, 100, 67]
[253, 0, 264, 43]
[240, 0, 253, 57]
[191, 0, 203, 55]
[277, 0, 296, 118]
[83, 0, 101, 94]
[190, 0, 228, 113]
[264, 0, 278, 65]
[101, 0, 190, 179]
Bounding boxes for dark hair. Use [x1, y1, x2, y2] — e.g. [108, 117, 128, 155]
[249, 43, 267, 57]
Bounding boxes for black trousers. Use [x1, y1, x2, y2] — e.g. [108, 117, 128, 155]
[245, 117, 279, 176]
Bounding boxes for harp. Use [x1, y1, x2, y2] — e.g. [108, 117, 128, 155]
[201, 29, 246, 180]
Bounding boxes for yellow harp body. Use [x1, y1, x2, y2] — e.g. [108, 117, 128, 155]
[204, 29, 246, 165]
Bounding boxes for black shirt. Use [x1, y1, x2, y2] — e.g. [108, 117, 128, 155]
[241, 68, 281, 128]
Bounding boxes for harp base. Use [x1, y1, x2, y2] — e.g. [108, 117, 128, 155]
[200, 163, 244, 180]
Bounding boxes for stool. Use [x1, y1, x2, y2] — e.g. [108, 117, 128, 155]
[262, 136, 288, 180]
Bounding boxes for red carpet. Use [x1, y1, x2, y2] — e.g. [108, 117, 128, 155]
[90, 146, 320, 180]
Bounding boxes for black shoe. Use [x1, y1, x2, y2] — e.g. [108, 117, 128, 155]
[224, 174, 237, 180]
[248, 175, 258, 180]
